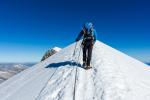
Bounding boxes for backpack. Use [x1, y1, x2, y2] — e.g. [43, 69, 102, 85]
[82, 28, 94, 46]
[83, 28, 94, 41]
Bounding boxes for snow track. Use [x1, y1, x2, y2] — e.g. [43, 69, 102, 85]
[35, 68, 58, 100]
[73, 67, 78, 100]
[0, 41, 150, 100]
[37, 66, 75, 100]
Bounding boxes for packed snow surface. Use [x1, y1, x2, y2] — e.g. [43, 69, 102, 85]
[0, 41, 150, 100]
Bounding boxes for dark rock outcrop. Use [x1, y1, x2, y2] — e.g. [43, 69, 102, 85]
[41, 47, 61, 61]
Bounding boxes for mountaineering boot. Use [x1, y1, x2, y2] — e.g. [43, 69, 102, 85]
[85, 63, 92, 70]
[82, 62, 86, 68]
[85, 66, 92, 70]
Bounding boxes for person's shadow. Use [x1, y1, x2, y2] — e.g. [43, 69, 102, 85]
[45, 61, 82, 68]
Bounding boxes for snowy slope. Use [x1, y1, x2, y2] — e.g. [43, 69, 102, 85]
[0, 41, 150, 100]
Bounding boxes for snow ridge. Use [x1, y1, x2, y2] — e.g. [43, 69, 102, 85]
[0, 40, 150, 100]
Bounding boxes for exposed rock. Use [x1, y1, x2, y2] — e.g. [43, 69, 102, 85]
[41, 47, 61, 61]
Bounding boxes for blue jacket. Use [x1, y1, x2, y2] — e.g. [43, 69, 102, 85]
[76, 29, 97, 43]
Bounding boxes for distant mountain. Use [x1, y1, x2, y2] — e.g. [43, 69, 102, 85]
[0, 63, 35, 84]
[0, 47, 62, 84]
[41, 47, 62, 61]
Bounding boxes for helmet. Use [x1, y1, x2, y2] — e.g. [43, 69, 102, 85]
[83, 22, 93, 32]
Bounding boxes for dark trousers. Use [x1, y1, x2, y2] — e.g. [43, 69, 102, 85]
[82, 44, 93, 66]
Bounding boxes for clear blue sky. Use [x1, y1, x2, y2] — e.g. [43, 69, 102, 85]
[0, 0, 149, 63]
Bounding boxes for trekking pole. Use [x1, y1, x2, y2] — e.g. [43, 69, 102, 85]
[76, 42, 82, 65]
[73, 42, 82, 100]
[72, 41, 78, 57]
[70, 41, 78, 64]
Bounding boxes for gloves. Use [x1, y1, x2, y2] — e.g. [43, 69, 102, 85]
[91, 44, 94, 48]
[91, 42, 94, 48]
[81, 42, 84, 48]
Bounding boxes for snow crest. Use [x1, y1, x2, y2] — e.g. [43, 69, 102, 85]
[0, 41, 150, 100]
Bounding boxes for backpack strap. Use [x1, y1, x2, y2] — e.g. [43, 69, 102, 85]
[83, 28, 94, 40]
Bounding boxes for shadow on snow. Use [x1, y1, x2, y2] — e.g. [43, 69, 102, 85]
[45, 61, 82, 68]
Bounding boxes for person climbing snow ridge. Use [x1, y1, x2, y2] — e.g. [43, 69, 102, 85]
[75, 22, 97, 69]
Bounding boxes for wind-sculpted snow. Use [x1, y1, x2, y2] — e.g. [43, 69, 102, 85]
[0, 41, 150, 100]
